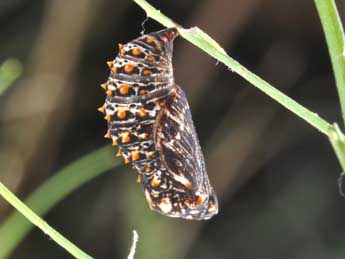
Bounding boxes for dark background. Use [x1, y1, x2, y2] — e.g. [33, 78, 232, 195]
[0, 0, 345, 258]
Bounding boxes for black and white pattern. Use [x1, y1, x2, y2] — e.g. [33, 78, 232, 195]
[99, 28, 218, 220]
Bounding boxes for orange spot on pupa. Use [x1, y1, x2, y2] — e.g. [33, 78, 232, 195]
[136, 175, 142, 184]
[116, 150, 122, 157]
[118, 44, 126, 55]
[104, 114, 111, 121]
[158, 101, 165, 107]
[100, 82, 107, 90]
[151, 178, 160, 187]
[111, 66, 117, 73]
[146, 36, 154, 43]
[146, 55, 155, 62]
[131, 151, 140, 161]
[124, 157, 130, 164]
[104, 131, 111, 139]
[97, 106, 105, 113]
[156, 46, 162, 52]
[106, 89, 113, 96]
[196, 195, 204, 205]
[139, 89, 147, 95]
[112, 138, 118, 146]
[124, 64, 135, 73]
[145, 166, 152, 173]
[106, 61, 113, 68]
[142, 69, 152, 76]
[117, 109, 127, 119]
[118, 84, 130, 95]
[148, 151, 155, 157]
[185, 181, 192, 189]
[138, 133, 148, 139]
[121, 132, 131, 143]
[137, 108, 148, 117]
[132, 48, 142, 56]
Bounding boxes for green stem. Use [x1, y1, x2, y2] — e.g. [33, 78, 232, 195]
[0, 59, 22, 96]
[0, 146, 118, 258]
[329, 123, 345, 170]
[133, 0, 345, 172]
[0, 183, 93, 259]
[134, 0, 331, 135]
[314, 0, 345, 127]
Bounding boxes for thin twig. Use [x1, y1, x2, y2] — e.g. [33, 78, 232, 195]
[127, 230, 139, 259]
[314, 0, 345, 127]
[0, 146, 116, 258]
[0, 183, 93, 259]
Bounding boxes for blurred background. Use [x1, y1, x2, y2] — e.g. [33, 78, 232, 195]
[0, 0, 345, 258]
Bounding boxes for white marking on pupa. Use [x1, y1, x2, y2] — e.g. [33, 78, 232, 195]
[172, 174, 192, 189]
[150, 189, 160, 197]
[148, 109, 157, 117]
[158, 198, 172, 213]
[207, 203, 217, 213]
[160, 183, 167, 189]
[189, 210, 200, 215]
[108, 84, 117, 91]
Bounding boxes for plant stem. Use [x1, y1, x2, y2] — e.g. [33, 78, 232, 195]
[314, 0, 345, 127]
[329, 123, 345, 170]
[0, 146, 118, 258]
[134, 0, 331, 135]
[0, 182, 93, 259]
[0, 59, 22, 96]
[133, 0, 345, 172]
